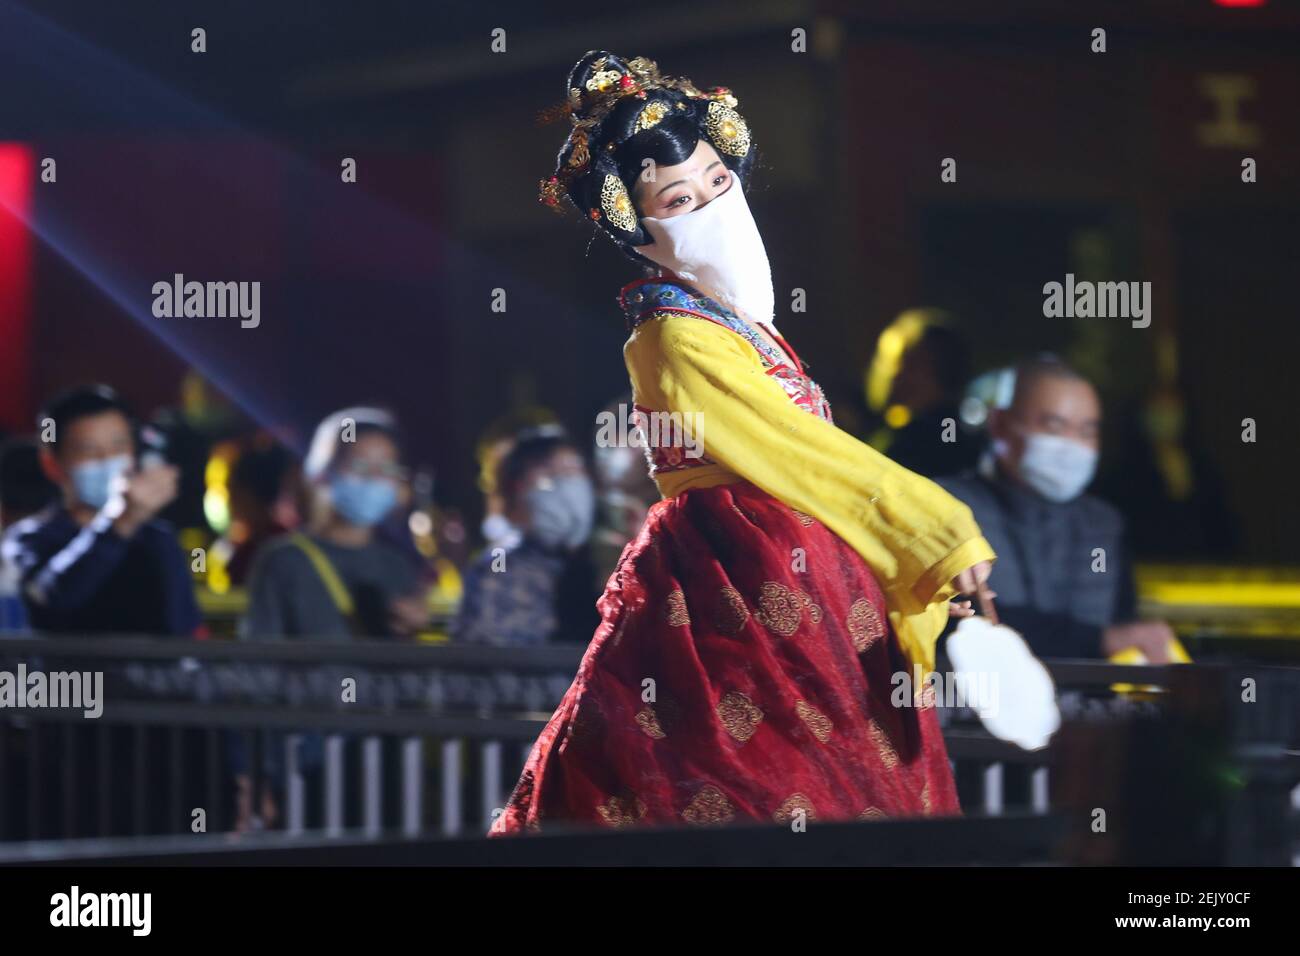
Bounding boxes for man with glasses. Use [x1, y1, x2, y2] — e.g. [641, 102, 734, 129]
[236, 407, 429, 831]
[241, 406, 425, 643]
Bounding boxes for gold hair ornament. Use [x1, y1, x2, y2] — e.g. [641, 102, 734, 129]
[599, 174, 638, 232]
[538, 56, 749, 211]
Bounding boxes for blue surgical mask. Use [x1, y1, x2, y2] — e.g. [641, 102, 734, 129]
[70, 454, 133, 510]
[480, 512, 521, 549]
[523, 474, 595, 551]
[330, 474, 398, 527]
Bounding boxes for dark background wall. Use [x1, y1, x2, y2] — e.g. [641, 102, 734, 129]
[1, 0, 1297, 559]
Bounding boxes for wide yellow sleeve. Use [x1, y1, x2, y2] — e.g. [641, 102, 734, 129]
[625, 312, 995, 673]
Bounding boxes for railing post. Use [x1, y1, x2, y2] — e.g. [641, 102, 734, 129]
[205, 729, 220, 835]
[324, 734, 345, 837]
[362, 736, 382, 838]
[440, 739, 462, 836]
[61, 723, 76, 838]
[401, 736, 423, 838]
[286, 734, 305, 835]
[982, 762, 1004, 816]
[1031, 766, 1050, 814]
[132, 725, 146, 835]
[97, 724, 112, 837]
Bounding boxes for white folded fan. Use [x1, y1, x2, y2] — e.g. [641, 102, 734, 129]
[946, 614, 1061, 751]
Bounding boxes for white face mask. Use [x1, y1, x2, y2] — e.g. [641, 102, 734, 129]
[639, 178, 776, 329]
[1015, 432, 1098, 503]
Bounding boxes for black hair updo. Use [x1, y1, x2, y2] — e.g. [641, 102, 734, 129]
[539, 51, 757, 260]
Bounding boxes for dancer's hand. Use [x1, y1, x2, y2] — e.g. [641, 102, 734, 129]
[950, 561, 995, 619]
[948, 599, 976, 619]
[952, 560, 993, 596]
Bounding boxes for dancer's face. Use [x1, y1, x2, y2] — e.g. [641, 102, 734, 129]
[633, 139, 732, 219]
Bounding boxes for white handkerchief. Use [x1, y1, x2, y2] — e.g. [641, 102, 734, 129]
[946, 616, 1061, 751]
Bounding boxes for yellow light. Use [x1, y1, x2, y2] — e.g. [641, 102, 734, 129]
[203, 486, 230, 534]
[204, 455, 229, 488]
[883, 404, 912, 429]
[1142, 581, 1300, 608]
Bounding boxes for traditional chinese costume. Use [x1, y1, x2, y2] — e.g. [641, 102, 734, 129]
[491, 277, 994, 832]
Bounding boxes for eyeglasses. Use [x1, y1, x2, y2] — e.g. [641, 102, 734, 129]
[339, 460, 408, 481]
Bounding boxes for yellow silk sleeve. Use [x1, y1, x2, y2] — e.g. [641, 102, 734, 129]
[624, 312, 995, 673]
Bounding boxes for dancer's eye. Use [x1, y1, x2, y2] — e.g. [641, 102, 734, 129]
[665, 194, 691, 209]
[712, 172, 729, 188]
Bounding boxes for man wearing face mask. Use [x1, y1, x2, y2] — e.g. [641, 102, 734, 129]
[453, 426, 600, 647]
[237, 407, 427, 831]
[242, 406, 424, 642]
[937, 358, 1175, 662]
[1, 385, 201, 637]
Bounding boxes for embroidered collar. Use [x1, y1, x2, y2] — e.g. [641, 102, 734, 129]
[619, 276, 792, 370]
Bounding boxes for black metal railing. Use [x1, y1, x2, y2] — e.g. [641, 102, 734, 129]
[0, 635, 1296, 864]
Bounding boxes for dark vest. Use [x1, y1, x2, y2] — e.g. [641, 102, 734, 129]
[937, 468, 1127, 630]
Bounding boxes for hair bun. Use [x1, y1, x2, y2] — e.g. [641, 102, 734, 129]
[566, 50, 634, 120]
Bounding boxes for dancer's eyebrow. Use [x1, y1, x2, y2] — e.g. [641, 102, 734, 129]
[653, 162, 724, 198]
[654, 177, 688, 198]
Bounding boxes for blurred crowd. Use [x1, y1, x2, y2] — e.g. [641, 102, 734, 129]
[0, 308, 1238, 833]
[0, 312, 1216, 669]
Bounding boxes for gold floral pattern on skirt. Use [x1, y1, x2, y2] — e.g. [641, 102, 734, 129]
[713, 585, 750, 635]
[681, 784, 736, 825]
[790, 508, 816, 527]
[717, 690, 764, 743]
[795, 700, 834, 743]
[489, 480, 965, 837]
[868, 717, 900, 770]
[634, 706, 666, 739]
[664, 588, 690, 627]
[597, 793, 648, 828]
[798, 589, 823, 625]
[773, 792, 817, 824]
[921, 782, 932, 815]
[846, 597, 886, 652]
[754, 581, 803, 637]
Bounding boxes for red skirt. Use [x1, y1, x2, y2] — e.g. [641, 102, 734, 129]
[490, 480, 960, 834]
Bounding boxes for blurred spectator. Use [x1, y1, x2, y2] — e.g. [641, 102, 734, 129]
[473, 408, 561, 553]
[453, 426, 599, 646]
[235, 406, 427, 832]
[223, 438, 299, 587]
[0, 439, 59, 631]
[590, 394, 660, 585]
[880, 319, 982, 477]
[477, 431, 523, 552]
[1, 385, 201, 637]
[240, 406, 426, 641]
[0, 438, 59, 528]
[937, 357, 1175, 662]
[152, 369, 245, 535]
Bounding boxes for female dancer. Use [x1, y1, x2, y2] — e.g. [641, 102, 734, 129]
[492, 51, 994, 833]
